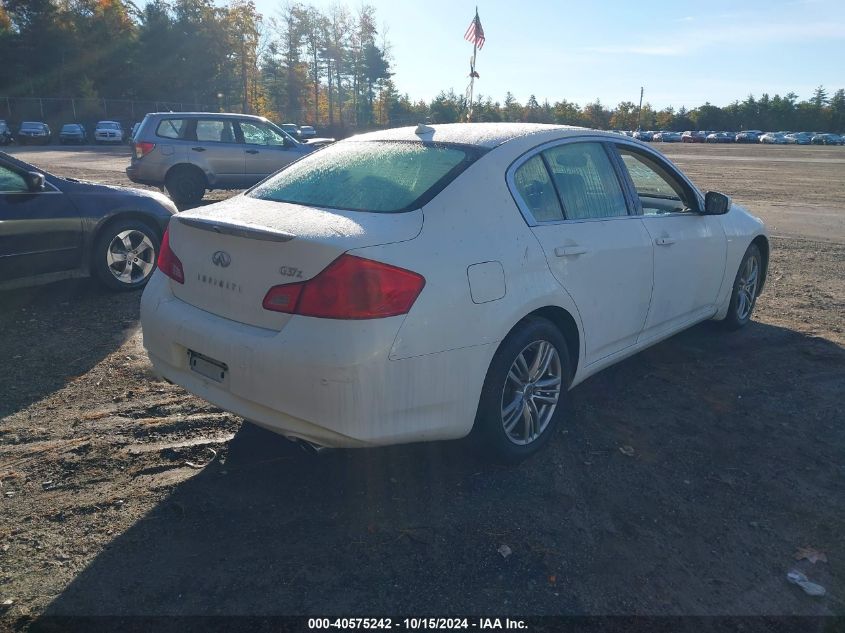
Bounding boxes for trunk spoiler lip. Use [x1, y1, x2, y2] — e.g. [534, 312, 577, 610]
[176, 216, 296, 243]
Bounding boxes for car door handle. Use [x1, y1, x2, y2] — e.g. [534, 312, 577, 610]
[655, 237, 676, 246]
[245, 149, 259, 154]
[554, 246, 588, 257]
[191, 147, 206, 152]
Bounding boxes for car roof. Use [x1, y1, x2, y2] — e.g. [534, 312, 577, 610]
[349, 122, 599, 149]
[144, 111, 269, 121]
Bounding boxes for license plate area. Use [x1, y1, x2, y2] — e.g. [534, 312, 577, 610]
[188, 350, 228, 383]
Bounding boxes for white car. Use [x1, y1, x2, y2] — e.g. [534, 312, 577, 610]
[94, 120, 124, 144]
[759, 132, 787, 144]
[298, 125, 317, 139]
[141, 123, 769, 462]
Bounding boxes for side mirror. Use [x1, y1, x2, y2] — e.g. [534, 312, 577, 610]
[704, 191, 731, 215]
[25, 171, 46, 192]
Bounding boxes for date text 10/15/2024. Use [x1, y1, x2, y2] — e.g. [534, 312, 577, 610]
[307, 618, 528, 630]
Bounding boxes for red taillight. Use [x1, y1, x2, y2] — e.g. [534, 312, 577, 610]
[263, 254, 425, 319]
[157, 227, 184, 284]
[134, 141, 155, 159]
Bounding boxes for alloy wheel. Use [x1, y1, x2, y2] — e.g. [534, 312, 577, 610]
[500, 340, 562, 445]
[106, 229, 156, 285]
[736, 253, 759, 321]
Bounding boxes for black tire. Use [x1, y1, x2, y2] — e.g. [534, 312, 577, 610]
[473, 316, 572, 464]
[92, 219, 161, 292]
[165, 165, 206, 207]
[722, 243, 762, 330]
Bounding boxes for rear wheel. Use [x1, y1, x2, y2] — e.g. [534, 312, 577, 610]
[722, 244, 762, 330]
[165, 165, 206, 208]
[474, 317, 571, 463]
[92, 219, 160, 291]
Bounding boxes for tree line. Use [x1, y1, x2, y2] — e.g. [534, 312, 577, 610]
[1, 0, 843, 134]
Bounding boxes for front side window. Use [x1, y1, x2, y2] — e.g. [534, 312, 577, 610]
[239, 121, 288, 147]
[541, 142, 628, 220]
[617, 147, 696, 215]
[156, 119, 187, 139]
[0, 165, 28, 193]
[195, 119, 236, 143]
[250, 141, 482, 213]
[513, 155, 563, 222]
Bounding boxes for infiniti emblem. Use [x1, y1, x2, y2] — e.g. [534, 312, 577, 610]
[211, 251, 231, 268]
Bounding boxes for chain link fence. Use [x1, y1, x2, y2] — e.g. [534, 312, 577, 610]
[0, 96, 432, 141]
[0, 96, 219, 133]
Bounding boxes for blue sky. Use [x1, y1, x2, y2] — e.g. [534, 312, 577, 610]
[249, 0, 845, 109]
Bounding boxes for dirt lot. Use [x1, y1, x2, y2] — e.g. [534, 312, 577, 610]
[1, 143, 844, 629]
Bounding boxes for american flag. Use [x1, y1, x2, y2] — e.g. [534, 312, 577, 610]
[464, 11, 485, 49]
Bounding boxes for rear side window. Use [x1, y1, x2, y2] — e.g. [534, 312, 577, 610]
[513, 155, 563, 222]
[249, 141, 484, 213]
[195, 119, 236, 143]
[156, 119, 187, 139]
[541, 143, 628, 220]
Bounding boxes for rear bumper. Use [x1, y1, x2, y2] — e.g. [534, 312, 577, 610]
[140, 273, 490, 448]
[126, 164, 161, 187]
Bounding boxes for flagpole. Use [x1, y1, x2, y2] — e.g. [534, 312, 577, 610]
[468, 40, 477, 122]
[467, 6, 478, 122]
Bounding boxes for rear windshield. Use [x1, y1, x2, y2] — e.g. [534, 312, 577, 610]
[249, 141, 485, 213]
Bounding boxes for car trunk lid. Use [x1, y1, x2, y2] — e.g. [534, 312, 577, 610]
[166, 195, 422, 330]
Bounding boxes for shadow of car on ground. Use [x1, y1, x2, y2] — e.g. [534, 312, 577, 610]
[30, 320, 844, 627]
[0, 280, 143, 419]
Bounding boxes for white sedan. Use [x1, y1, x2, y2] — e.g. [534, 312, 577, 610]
[141, 123, 768, 462]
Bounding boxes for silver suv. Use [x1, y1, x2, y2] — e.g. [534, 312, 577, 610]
[127, 112, 331, 206]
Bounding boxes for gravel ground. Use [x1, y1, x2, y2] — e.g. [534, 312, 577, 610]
[0, 142, 843, 629]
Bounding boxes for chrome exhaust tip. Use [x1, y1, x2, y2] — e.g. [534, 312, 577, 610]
[296, 439, 328, 454]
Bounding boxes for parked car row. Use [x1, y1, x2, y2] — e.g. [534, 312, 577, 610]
[0, 117, 333, 149]
[620, 129, 845, 145]
[0, 120, 139, 145]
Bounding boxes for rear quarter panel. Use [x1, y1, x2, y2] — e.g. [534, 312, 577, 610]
[356, 135, 585, 369]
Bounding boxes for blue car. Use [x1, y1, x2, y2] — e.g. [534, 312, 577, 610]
[0, 151, 177, 291]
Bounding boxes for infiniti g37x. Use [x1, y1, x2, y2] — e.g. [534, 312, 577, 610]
[140, 123, 768, 462]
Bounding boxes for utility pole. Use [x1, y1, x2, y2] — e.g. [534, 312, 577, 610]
[636, 86, 644, 131]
